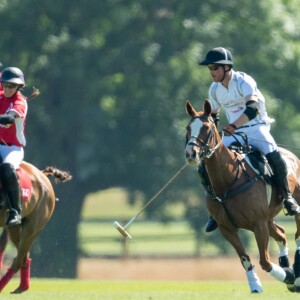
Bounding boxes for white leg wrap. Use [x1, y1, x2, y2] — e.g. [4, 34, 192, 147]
[268, 263, 286, 282]
[276, 241, 288, 257]
[246, 267, 263, 293]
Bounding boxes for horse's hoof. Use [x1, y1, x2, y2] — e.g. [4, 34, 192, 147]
[293, 277, 300, 292]
[294, 285, 300, 293]
[286, 283, 295, 293]
[11, 287, 28, 294]
[283, 267, 295, 284]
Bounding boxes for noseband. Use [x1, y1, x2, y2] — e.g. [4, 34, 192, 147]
[187, 117, 223, 159]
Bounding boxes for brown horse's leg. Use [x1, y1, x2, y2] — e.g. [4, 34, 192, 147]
[254, 221, 294, 286]
[268, 221, 289, 267]
[253, 221, 272, 271]
[218, 225, 263, 293]
[0, 229, 8, 270]
[11, 258, 32, 294]
[0, 226, 21, 292]
[9, 219, 46, 294]
[0, 268, 14, 292]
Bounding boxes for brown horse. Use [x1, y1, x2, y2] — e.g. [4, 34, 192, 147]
[185, 99, 300, 293]
[0, 161, 71, 293]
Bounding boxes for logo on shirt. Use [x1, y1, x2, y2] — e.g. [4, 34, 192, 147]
[231, 106, 244, 113]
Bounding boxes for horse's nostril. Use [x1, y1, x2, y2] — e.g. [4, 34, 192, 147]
[185, 150, 197, 160]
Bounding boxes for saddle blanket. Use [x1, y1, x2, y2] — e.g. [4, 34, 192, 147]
[17, 167, 32, 201]
[0, 168, 32, 201]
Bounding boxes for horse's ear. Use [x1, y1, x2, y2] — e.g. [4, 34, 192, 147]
[203, 99, 212, 116]
[186, 100, 197, 117]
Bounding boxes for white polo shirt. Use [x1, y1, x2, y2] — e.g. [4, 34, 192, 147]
[208, 70, 274, 126]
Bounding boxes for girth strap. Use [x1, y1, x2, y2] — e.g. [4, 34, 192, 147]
[218, 175, 260, 202]
[212, 175, 260, 228]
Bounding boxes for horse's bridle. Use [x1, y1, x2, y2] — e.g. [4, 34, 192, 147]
[187, 116, 223, 160]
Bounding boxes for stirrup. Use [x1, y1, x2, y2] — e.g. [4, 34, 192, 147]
[6, 210, 21, 227]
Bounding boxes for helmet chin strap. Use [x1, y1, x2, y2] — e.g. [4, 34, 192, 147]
[220, 66, 231, 82]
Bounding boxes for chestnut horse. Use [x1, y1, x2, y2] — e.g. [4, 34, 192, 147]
[185, 99, 300, 293]
[0, 161, 71, 293]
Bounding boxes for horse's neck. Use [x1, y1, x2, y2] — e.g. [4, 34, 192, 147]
[205, 144, 239, 194]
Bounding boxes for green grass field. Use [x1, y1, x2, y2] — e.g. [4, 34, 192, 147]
[3, 187, 300, 298]
[3, 279, 300, 300]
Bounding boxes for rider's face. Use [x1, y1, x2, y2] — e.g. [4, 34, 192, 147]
[207, 64, 224, 82]
[2, 83, 19, 98]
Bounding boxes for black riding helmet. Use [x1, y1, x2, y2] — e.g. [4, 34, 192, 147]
[199, 47, 233, 66]
[0, 67, 25, 87]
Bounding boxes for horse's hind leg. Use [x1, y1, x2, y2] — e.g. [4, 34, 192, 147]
[268, 221, 290, 267]
[253, 220, 294, 289]
[268, 221, 295, 292]
[218, 225, 263, 293]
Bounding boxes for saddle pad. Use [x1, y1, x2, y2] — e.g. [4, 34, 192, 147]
[243, 155, 272, 205]
[17, 167, 32, 201]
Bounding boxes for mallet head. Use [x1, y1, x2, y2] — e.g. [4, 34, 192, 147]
[113, 221, 132, 239]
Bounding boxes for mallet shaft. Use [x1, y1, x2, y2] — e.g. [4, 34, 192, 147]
[113, 162, 188, 238]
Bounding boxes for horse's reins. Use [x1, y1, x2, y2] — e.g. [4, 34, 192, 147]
[230, 132, 300, 153]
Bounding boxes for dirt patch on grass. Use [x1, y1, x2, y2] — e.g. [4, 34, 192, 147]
[78, 257, 275, 281]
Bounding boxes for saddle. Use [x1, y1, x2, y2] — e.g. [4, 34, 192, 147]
[228, 143, 273, 185]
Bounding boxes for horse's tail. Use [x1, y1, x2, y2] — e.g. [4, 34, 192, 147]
[42, 166, 72, 183]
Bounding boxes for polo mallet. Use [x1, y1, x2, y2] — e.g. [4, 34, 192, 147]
[113, 162, 188, 238]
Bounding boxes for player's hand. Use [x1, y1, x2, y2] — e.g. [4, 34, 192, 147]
[223, 124, 236, 135]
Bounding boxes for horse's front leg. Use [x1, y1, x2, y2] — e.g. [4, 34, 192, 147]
[0, 225, 32, 293]
[254, 221, 294, 286]
[0, 226, 21, 292]
[218, 225, 263, 293]
[8, 225, 36, 294]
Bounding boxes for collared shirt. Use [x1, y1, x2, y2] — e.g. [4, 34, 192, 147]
[208, 70, 274, 126]
[0, 90, 27, 147]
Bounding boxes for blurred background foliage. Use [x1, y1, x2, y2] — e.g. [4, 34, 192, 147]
[0, 0, 299, 277]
